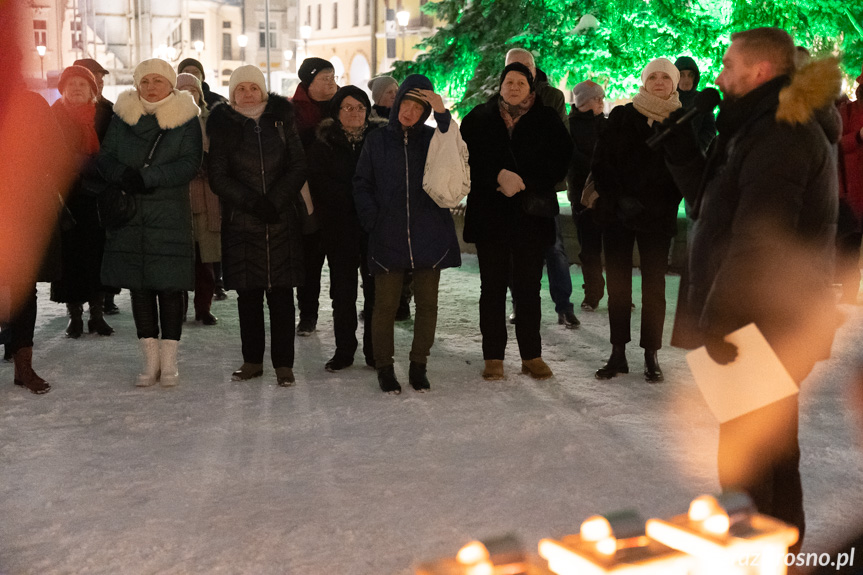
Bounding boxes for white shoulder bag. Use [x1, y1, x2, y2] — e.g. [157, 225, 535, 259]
[422, 119, 471, 208]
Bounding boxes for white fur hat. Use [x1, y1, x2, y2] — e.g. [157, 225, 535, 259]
[229, 65, 269, 104]
[641, 58, 680, 90]
[133, 58, 178, 88]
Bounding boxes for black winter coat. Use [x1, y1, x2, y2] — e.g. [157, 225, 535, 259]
[49, 99, 104, 303]
[566, 107, 605, 203]
[307, 117, 386, 248]
[461, 95, 572, 248]
[667, 73, 841, 380]
[207, 95, 307, 290]
[592, 103, 682, 236]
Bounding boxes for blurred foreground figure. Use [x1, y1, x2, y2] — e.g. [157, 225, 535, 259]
[836, 63, 863, 305]
[662, 27, 842, 550]
[0, 2, 74, 394]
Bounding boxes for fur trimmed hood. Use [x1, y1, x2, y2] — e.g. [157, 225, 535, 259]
[113, 89, 200, 129]
[777, 58, 842, 126]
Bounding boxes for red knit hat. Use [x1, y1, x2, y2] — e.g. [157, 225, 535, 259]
[58, 65, 98, 98]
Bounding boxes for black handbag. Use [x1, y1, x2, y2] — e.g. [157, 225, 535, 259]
[97, 130, 165, 229]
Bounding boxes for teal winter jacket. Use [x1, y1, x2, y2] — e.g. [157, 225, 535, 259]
[97, 89, 202, 291]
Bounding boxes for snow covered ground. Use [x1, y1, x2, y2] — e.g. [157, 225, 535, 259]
[2, 255, 863, 574]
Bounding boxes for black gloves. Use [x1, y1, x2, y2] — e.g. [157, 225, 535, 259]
[654, 110, 700, 165]
[249, 196, 281, 224]
[704, 332, 738, 365]
[121, 168, 148, 195]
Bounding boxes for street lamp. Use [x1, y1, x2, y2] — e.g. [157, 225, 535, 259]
[299, 24, 311, 58]
[36, 44, 46, 79]
[237, 34, 248, 64]
[194, 40, 204, 58]
[396, 10, 409, 61]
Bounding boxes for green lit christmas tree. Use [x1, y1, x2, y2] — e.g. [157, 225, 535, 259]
[392, 0, 863, 116]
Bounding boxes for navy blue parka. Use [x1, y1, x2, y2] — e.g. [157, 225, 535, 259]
[352, 74, 461, 275]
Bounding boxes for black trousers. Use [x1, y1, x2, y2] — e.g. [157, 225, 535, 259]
[359, 233, 375, 364]
[326, 237, 362, 361]
[476, 241, 545, 360]
[574, 208, 605, 305]
[4, 285, 37, 352]
[602, 222, 671, 350]
[297, 230, 325, 323]
[836, 231, 862, 304]
[130, 290, 184, 340]
[718, 395, 804, 551]
[237, 287, 295, 368]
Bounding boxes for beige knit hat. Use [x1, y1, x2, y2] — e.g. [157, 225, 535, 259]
[133, 58, 178, 88]
[641, 58, 680, 91]
[229, 65, 269, 104]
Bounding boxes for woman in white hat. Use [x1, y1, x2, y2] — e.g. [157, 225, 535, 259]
[97, 58, 203, 388]
[207, 65, 306, 387]
[591, 57, 683, 383]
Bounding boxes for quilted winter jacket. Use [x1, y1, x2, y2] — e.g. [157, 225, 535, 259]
[97, 89, 202, 291]
[352, 75, 461, 275]
[206, 94, 306, 291]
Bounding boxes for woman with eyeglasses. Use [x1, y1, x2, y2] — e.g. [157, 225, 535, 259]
[307, 86, 388, 372]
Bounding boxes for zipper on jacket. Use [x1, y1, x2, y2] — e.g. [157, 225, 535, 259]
[403, 130, 415, 269]
[255, 124, 272, 291]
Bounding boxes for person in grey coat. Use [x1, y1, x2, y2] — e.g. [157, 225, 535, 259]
[98, 58, 202, 388]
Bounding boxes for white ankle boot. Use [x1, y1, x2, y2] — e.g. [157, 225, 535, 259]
[160, 339, 179, 387]
[136, 338, 160, 387]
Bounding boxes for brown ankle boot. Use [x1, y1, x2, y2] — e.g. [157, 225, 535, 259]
[12, 347, 51, 394]
[482, 359, 505, 380]
[521, 357, 553, 380]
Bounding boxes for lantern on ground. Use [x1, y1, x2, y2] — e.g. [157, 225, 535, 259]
[538, 510, 692, 575]
[645, 491, 798, 575]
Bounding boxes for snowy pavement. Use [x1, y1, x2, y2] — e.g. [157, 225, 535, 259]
[2, 254, 863, 574]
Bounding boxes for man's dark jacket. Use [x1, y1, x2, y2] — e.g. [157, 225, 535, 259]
[667, 64, 842, 381]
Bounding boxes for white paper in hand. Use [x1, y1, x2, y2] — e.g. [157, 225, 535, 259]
[686, 323, 799, 424]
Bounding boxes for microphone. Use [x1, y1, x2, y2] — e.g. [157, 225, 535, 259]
[646, 87, 721, 149]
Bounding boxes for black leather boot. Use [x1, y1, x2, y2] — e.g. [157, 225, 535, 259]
[408, 361, 430, 392]
[377, 365, 401, 394]
[595, 344, 628, 380]
[88, 298, 115, 336]
[644, 349, 664, 383]
[65, 303, 84, 338]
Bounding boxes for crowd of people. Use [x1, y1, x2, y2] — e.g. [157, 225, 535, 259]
[0, 21, 858, 555]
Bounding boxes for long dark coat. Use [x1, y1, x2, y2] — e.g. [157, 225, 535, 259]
[566, 107, 606, 203]
[667, 70, 841, 382]
[307, 116, 386, 251]
[97, 89, 202, 291]
[352, 75, 461, 275]
[207, 94, 306, 291]
[460, 94, 572, 249]
[591, 103, 682, 237]
[49, 99, 105, 303]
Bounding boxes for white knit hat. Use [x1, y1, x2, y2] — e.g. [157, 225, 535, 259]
[640, 57, 680, 91]
[133, 58, 178, 88]
[229, 65, 269, 104]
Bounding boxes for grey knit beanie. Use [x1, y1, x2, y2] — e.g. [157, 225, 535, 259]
[367, 76, 399, 105]
[572, 80, 605, 108]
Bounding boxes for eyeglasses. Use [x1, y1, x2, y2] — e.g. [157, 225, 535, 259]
[318, 74, 339, 83]
[340, 104, 366, 113]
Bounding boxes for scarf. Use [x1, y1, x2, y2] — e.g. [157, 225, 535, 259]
[62, 99, 100, 156]
[631, 87, 681, 125]
[232, 101, 267, 122]
[140, 92, 176, 115]
[498, 92, 536, 135]
[342, 123, 367, 146]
